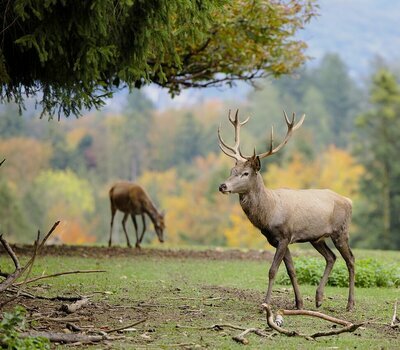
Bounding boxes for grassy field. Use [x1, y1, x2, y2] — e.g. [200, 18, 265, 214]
[1, 246, 399, 349]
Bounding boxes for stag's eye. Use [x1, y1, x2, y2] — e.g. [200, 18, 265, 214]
[242, 172, 249, 177]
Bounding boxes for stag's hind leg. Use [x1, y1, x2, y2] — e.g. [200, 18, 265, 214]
[311, 240, 336, 308]
[332, 235, 355, 311]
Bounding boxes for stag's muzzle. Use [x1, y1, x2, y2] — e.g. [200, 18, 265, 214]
[219, 183, 229, 194]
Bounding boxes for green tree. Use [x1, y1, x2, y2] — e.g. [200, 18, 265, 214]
[174, 112, 205, 167]
[313, 53, 362, 147]
[0, 0, 316, 118]
[354, 69, 400, 249]
[0, 180, 29, 242]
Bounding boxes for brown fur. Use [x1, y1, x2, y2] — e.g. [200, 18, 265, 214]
[109, 181, 165, 248]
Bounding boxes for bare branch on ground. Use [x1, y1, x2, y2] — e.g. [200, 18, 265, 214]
[61, 298, 90, 314]
[262, 303, 366, 340]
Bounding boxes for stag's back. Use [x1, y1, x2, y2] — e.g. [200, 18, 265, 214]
[109, 181, 150, 215]
[267, 188, 352, 243]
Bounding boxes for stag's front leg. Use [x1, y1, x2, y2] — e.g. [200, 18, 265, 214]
[283, 248, 303, 309]
[265, 239, 289, 305]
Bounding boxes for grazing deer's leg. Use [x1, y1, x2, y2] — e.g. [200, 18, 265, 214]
[283, 248, 303, 309]
[138, 214, 146, 243]
[265, 239, 289, 304]
[130, 214, 141, 249]
[122, 213, 132, 248]
[311, 240, 336, 308]
[108, 204, 117, 247]
[332, 235, 355, 311]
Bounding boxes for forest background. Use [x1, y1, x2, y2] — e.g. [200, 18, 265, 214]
[1, 0, 400, 251]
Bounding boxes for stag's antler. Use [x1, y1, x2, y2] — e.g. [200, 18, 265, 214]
[256, 111, 305, 160]
[218, 110, 305, 161]
[218, 110, 249, 162]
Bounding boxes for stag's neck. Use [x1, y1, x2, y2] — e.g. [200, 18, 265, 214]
[239, 174, 275, 230]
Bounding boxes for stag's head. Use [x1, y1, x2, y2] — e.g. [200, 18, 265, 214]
[154, 212, 166, 243]
[218, 110, 305, 195]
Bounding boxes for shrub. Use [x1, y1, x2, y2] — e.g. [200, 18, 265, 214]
[0, 306, 50, 350]
[276, 257, 400, 288]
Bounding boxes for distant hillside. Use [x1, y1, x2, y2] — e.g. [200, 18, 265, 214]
[301, 0, 400, 77]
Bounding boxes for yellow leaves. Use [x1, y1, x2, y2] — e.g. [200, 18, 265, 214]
[264, 146, 365, 199]
[0, 137, 52, 189]
[319, 146, 365, 199]
[34, 169, 95, 216]
[223, 205, 268, 249]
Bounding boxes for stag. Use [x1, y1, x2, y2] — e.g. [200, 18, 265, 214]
[109, 182, 165, 249]
[218, 110, 355, 311]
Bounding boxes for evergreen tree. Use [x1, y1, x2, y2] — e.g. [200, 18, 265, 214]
[0, 0, 317, 117]
[354, 69, 400, 249]
[314, 54, 362, 147]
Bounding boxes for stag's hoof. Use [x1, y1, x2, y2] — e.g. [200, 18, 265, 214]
[295, 301, 304, 310]
[346, 301, 355, 311]
[135, 243, 141, 250]
[316, 290, 323, 308]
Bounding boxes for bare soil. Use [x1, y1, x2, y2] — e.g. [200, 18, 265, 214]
[6, 244, 275, 261]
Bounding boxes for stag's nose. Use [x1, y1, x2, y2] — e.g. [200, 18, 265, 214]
[219, 183, 227, 193]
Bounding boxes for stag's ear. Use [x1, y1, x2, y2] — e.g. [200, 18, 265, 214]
[254, 156, 261, 171]
[249, 155, 261, 171]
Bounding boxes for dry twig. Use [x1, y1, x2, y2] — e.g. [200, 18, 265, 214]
[262, 303, 366, 340]
[106, 318, 147, 333]
[14, 269, 106, 286]
[61, 298, 90, 314]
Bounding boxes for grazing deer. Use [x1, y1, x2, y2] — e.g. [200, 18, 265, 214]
[218, 110, 355, 311]
[109, 182, 165, 249]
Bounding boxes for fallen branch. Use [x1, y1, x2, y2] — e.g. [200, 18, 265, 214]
[176, 323, 246, 331]
[262, 303, 366, 340]
[14, 269, 106, 286]
[232, 328, 275, 344]
[0, 221, 60, 296]
[61, 298, 90, 314]
[280, 309, 352, 327]
[19, 331, 123, 344]
[5, 287, 85, 301]
[177, 323, 274, 345]
[106, 318, 147, 333]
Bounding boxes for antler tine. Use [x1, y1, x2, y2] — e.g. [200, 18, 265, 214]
[218, 109, 249, 161]
[257, 111, 306, 160]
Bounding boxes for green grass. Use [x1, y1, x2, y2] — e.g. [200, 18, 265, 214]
[1, 248, 399, 349]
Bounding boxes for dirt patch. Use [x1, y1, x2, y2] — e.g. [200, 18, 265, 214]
[4, 244, 275, 261]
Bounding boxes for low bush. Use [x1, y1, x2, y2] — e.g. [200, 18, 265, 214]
[277, 257, 400, 288]
[0, 306, 50, 350]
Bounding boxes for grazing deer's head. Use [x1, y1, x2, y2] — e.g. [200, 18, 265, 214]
[154, 212, 166, 243]
[218, 109, 305, 195]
